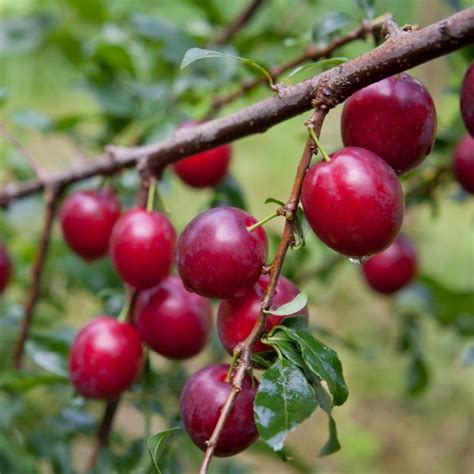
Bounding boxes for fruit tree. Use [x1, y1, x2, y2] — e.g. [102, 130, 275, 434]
[0, 1, 473, 473]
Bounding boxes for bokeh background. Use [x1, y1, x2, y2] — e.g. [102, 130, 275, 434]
[0, 0, 473, 473]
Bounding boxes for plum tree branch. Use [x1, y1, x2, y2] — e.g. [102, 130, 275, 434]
[206, 16, 383, 118]
[214, 0, 265, 46]
[199, 107, 327, 474]
[12, 185, 63, 369]
[0, 8, 472, 207]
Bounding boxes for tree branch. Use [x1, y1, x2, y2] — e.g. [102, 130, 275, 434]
[215, 0, 265, 46]
[206, 16, 382, 118]
[0, 8, 472, 206]
[199, 107, 327, 474]
[12, 185, 62, 369]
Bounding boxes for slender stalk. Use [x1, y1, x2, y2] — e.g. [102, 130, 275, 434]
[308, 126, 330, 162]
[246, 211, 279, 232]
[12, 185, 62, 370]
[146, 177, 157, 212]
[199, 107, 327, 474]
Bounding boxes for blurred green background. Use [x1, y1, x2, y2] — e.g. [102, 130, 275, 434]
[0, 0, 473, 473]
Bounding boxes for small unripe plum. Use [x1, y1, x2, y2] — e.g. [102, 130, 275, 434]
[341, 73, 437, 174]
[177, 207, 268, 299]
[0, 242, 11, 293]
[59, 188, 121, 261]
[301, 147, 404, 258]
[109, 209, 176, 290]
[180, 364, 258, 456]
[362, 235, 418, 294]
[453, 135, 474, 194]
[461, 63, 474, 137]
[69, 316, 143, 399]
[218, 275, 308, 354]
[134, 276, 212, 359]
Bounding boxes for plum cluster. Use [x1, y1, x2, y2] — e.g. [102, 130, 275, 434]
[0, 64, 472, 460]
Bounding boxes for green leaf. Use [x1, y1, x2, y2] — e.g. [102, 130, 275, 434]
[312, 12, 351, 43]
[286, 328, 348, 406]
[180, 48, 274, 87]
[419, 275, 474, 336]
[314, 380, 341, 456]
[406, 356, 430, 396]
[354, 0, 376, 20]
[287, 57, 348, 80]
[0, 372, 67, 391]
[254, 359, 317, 452]
[147, 427, 180, 473]
[273, 339, 306, 369]
[267, 293, 308, 316]
[25, 340, 68, 377]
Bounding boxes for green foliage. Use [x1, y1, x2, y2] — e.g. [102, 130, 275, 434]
[256, 322, 348, 454]
[254, 359, 317, 451]
[148, 427, 181, 473]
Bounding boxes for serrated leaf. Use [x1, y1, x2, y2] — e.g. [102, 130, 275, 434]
[181, 48, 274, 87]
[267, 293, 308, 317]
[254, 359, 317, 451]
[287, 57, 348, 80]
[287, 328, 348, 406]
[147, 427, 180, 473]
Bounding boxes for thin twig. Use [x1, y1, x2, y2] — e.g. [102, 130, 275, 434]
[199, 107, 327, 473]
[215, 0, 265, 45]
[87, 399, 120, 471]
[0, 9, 472, 205]
[0, 122, 46, 180]
[12, 185, 62, 369]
